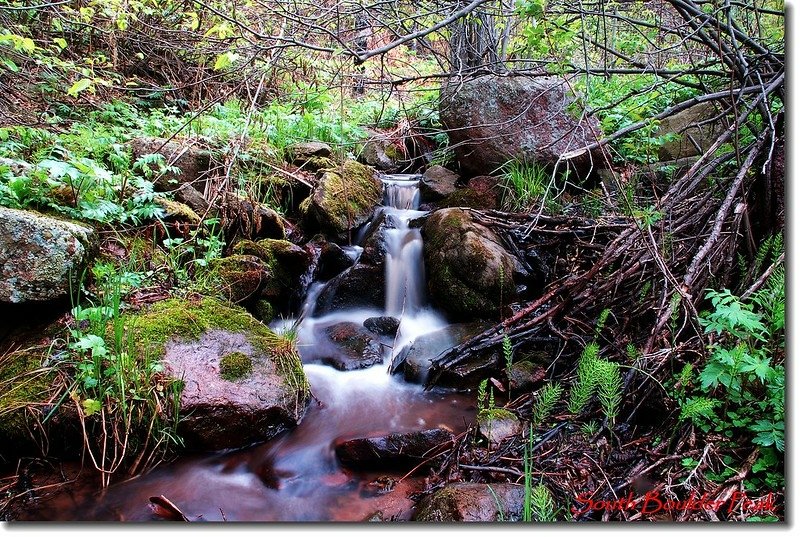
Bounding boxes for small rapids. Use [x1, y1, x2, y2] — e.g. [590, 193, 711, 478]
[20, 174, 475, 522]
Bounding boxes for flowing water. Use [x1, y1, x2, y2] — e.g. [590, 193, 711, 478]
[20, 174, 475, 522]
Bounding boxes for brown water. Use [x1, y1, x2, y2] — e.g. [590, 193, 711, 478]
[16, 174, 476, 521]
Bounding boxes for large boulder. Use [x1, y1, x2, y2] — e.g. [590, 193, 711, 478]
[656, 101, 726, 160]
[440, 76, 603, 176]
[0, 208, 96, 303]
[130, 137, 212, 192]
[422, 208, 519, 319]
[124, 297, 309, 451]
[335, 428, 454, 470]
[438, 176, 501, 210]
[299, 160, 383, 236]
[414, 483, 525, 522]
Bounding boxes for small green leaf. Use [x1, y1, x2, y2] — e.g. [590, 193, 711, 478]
[213, 51, 239, 71]
[82, 398, 103, 416]
[67, 78, 94, 97]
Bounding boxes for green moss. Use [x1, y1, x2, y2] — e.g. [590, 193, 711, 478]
[154, 198, 201, 225]
[0, 349, 53, 444]
[304, 160, 382, 234]
[254, 299, 275, 323]
[207, 255, 266, 303]
[478, 407, 516, 422]
[219, 352, 253, 381]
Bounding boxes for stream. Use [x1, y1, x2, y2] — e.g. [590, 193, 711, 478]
[19, 174, 477, 522]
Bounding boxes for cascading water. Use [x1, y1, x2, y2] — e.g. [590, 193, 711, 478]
[22, 174, 474, 522]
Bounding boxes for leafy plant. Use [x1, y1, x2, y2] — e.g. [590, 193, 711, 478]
[678, 276, 785, 488]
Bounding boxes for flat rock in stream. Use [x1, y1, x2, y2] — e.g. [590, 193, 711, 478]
[391, 322, 498, 388]
[335, 428, 454, 470]
[124, 297, 309, 451]
[316, 322, 385, 371]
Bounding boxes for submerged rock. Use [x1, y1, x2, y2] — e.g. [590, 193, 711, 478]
[318, 322, 385, 371]
[299, 160, 383, 236]
[335, 428, 453, 470]
[422, 208, 519, 320]
[125, 297, 309, 451]
[0, 207, 96, 303]
[440, 75, 603, 176]
[414, 483, 525, 522]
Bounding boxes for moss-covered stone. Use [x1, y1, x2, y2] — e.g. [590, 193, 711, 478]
[0, 349, 52, 451]
[254, 299, 275, 324]
[300, 159, 382, 236]
[219, 351, 253, 381]
[123, 296, 308, 395]
[154, 198, 201, 225]
[231, 238, 311, 302]
[422, 208, 516, 319]
[439, 187, 497, 210]
[207, 254, 268, 303]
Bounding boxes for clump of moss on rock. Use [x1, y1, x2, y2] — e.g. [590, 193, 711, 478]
[219, 351, 253, 381]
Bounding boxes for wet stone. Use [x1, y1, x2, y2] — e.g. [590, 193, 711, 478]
[318, 322, 385, 371]
[363, 316, 400, 337]
[335, 428, 454, 470]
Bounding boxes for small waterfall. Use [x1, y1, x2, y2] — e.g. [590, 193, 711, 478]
[381, 175, 427, 317]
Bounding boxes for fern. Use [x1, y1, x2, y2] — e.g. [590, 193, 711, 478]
[529, 485, 557, 522]
[597, 361, 623, 423]
[679, 396, 719, 425]
[531, 382, 562, 426]
[567, 342, 601, 414]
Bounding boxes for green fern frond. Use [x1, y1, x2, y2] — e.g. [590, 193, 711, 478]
[679, 396, 718, 424]
[531, 382, 562, 426]
[530, 484, 557, 522]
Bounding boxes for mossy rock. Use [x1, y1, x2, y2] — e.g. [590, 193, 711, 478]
[414, 483, 525, 522]
[300, 160, 383, 236]
[154, 198, 202, 225]
[207, 254, 269, 303]
[0, 349, 54, 458]
[124, 297, 309, 451]
[422, 208, 517, 319]
[231, 239, 312, 301]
